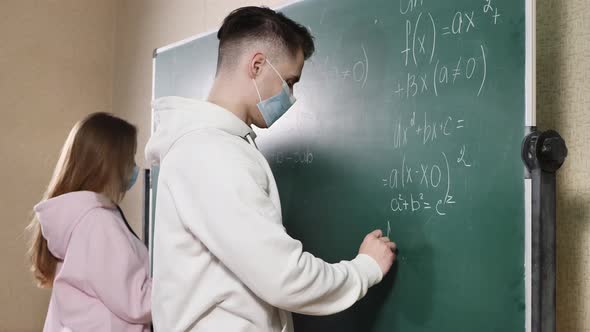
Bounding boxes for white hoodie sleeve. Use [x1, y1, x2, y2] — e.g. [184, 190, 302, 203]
[163, 135, 383, 315]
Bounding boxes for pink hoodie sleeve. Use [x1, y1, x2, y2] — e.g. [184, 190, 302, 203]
[76, 208, 152, 324]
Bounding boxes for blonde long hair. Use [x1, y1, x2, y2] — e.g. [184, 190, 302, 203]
[27, 112, 137, 288]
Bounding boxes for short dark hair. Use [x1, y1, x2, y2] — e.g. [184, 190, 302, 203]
[216, 6, 315, 71]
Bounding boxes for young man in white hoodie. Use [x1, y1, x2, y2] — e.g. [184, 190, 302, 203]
[146, 6, 397, 332]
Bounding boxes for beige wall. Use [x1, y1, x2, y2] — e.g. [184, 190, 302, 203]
[0, 0, 117, 330]
[537, 0, 590, 331]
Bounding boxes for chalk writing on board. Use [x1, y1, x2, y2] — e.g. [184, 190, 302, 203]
[268, 0, 498, 209]
[268, 148, 314, 166]
[355, 44, 369, 88]
[483, 0, 502, 24]
[441, 11, 477, 36]
[457, 145, 472, 167]
[397, 0, 500, 99]
[391, 112, 465, 150]
[383, 151, 466, 216]
[394, 48, 488, 99]
[380, 0, 500, 217]
[314, 44, 369, 88]
[387, 220, 391, 238]
[400, 0, 424, 15]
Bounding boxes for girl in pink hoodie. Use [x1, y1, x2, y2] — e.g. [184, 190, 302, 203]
[27, 113, 152, 332]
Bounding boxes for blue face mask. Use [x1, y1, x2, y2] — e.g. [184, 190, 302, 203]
[127, 165, 139, 191]
[252, 59, 297, 127]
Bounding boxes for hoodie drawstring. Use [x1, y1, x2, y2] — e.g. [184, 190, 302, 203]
[116, 205, 141, 242]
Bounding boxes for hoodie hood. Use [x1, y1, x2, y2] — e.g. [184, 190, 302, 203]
[34, 191, 116, 259]
[146, 96, 256, 165]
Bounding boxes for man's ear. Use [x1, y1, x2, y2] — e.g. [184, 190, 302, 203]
[249, 52, 266, 79]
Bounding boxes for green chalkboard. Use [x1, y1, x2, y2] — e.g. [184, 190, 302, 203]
[151, 0, 530, 330]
